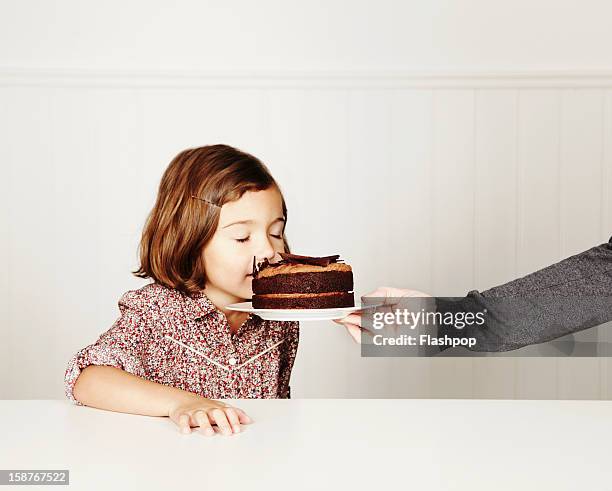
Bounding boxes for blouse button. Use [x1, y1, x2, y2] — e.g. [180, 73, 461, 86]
[228, 357, 237, 366]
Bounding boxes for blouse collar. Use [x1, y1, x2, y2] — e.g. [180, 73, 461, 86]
[180, 289, 219, 321]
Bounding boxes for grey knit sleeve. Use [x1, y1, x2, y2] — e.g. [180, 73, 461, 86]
[435, 236, 612, 352]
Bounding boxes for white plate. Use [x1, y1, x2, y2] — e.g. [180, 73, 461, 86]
[226, 301, 383, 322]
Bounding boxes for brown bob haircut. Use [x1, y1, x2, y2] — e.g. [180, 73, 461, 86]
[133, 144, 289, 296]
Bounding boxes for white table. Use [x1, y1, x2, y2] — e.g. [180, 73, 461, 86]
[0, 399, 610, 490]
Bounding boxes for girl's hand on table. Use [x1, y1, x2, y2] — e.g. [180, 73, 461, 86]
[334, 286, 431, 343]
[168, 394, 252, 436]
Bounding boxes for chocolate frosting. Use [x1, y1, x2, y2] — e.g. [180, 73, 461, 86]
[251, 253, 343, 278]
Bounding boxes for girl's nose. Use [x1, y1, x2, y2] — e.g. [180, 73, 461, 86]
[256, 237, 277, 263]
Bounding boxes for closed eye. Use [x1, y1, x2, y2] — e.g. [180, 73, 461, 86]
[236, 234, 282, 244]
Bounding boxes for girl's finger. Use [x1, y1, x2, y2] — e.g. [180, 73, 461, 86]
[210, 408, 233, 436]
[223, 407, 242, 433]
[235, 407, 253, 424]
[194, 410, 214, 437]
[177, 413, 191, 434]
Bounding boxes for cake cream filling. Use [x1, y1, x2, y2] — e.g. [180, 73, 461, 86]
[253, 291, 353, 298]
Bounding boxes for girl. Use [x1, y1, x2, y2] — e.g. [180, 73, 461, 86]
[64, 145, 299, 437]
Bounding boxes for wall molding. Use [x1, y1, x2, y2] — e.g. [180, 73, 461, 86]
[2, 68, 612, 89]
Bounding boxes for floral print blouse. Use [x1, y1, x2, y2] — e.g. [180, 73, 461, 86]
[64, 282, 300, 404]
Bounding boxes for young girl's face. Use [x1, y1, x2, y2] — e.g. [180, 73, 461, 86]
[203, 187, 286, 305]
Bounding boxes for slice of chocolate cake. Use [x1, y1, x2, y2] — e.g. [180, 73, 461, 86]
[251, 253, 355, 309]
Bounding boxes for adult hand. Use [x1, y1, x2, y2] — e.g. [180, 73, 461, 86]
[334, 286, 431, 343]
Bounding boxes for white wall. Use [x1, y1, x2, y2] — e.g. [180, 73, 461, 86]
[1, 0, 611, 400]
[2, 0, 612, 71]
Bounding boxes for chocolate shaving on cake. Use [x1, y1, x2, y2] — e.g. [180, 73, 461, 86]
[252, 253, 343, 278]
